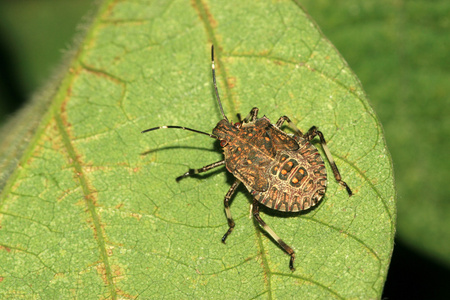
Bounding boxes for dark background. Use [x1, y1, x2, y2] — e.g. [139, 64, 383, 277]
[0, 1, 449, 298]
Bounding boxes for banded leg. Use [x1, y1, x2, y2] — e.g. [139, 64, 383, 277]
[222, 179, 241, 243]
[304, 126, 353, 196]
[275, 116, 303, 136]
[252, 199, 296, 271]
[242, 107, 259, 123]
[176, 160, 226, 182]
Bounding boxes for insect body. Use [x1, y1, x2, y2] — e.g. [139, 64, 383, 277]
[142, 46, 352, 271]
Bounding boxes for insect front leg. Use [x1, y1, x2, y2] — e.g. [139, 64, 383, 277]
[237, 113, 243, 123]
[176, 160, 225, 182]
[222, 179, 240, 243]
[242, 107, 259, 123]
[275, 116, 303, 136]
[252, 199, 296, 271]
[304, 126, 353, 196]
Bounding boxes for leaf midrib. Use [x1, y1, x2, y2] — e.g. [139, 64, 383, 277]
[55, 113, 117, 299]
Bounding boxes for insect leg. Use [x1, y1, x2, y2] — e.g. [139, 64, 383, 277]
[237, 113, 243, 123]
[242, 107, 259, 123]
[176, 160, 225, 182]
[275, 116, 304, 136]
[252, 199, 296, 271]
[304, 126, 353, 196]
[222, 179, 241, 243]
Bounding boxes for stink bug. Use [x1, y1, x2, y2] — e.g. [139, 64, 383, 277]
[142, 46, 352, 271]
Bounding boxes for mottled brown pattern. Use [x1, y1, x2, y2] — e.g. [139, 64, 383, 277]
[213, 116, 327, 213]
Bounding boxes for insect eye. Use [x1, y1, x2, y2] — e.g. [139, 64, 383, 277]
[220, 140, 228, 147]
[234, 122, 241, 129]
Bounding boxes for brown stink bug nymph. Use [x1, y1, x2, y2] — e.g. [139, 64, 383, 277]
[142, 46, 353, 271]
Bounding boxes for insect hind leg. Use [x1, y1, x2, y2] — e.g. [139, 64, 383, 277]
[304, 126, 353, 196]
[252, 199, 296, 271]
[222, 180, 240, 243]
[176, 160, 225, 182]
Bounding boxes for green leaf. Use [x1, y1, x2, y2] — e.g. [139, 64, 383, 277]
[0, 0, 395, 298]
[301, 0, 450, 269]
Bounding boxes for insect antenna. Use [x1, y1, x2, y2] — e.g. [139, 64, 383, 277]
[211, 45, 229, 122]
[141, 125, 219, 140]
[141, 46, 227, 141]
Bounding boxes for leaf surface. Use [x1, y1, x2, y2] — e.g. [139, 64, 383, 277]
[0, 0, 395, 298]
[301, 0, 450, 268]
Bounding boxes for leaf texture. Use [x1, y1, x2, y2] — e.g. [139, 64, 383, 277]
[0, 0, 395, 298]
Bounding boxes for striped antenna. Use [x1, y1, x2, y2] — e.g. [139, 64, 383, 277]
[211, 45, 229, 122]
[141, 125, 219, 140]
[141, 46, 227, 139]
